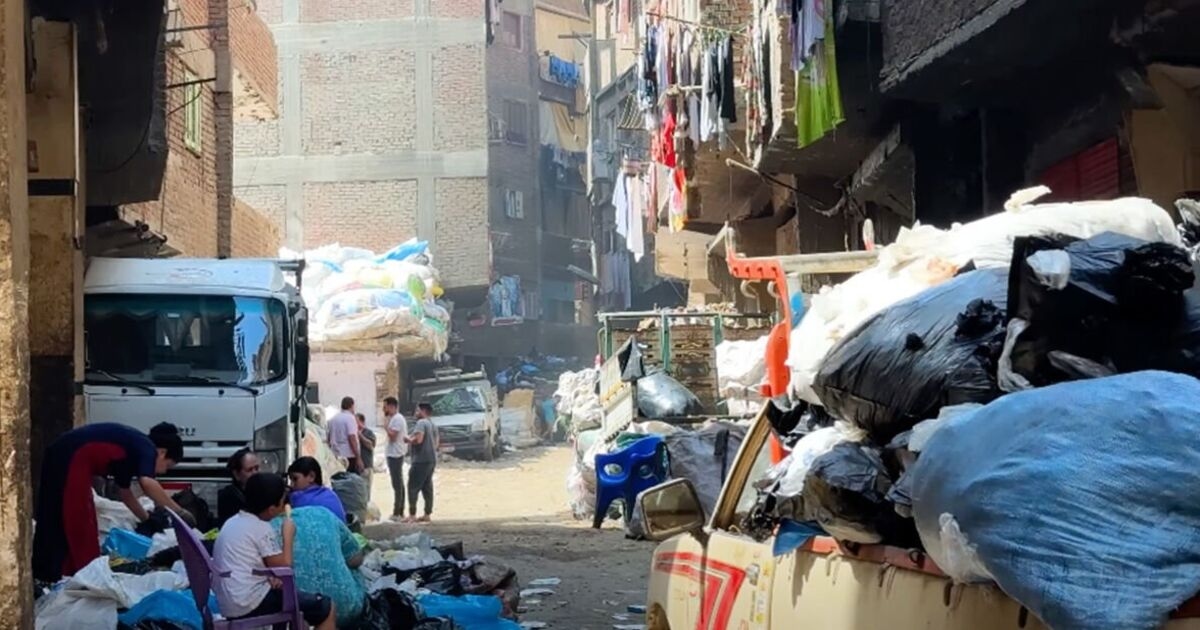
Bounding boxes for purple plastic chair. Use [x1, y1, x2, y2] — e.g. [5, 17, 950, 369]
[167, 509, 306, 629]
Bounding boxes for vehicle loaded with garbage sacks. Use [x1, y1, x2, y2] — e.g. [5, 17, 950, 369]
[411, 367, 501, 461]
[83, 257, 311, 504]
[638, 189, 1200, 630]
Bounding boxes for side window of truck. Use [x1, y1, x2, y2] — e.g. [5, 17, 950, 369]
[732, 436, 773, 524]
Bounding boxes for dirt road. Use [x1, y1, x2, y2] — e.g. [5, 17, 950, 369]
[365, 446, 655, 629]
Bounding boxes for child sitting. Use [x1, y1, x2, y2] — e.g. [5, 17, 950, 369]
[213, 472, 337, 629]
[287, 456, 348, 522]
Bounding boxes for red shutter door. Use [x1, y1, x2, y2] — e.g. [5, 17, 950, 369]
[1039, 138, 1119, 202]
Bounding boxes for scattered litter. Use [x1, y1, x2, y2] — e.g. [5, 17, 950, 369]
[613, 625, 646, 630]
[520, 588, 556, 598]
[613, 614, 632, 621]
[521, 623, 549, 630]
[528, 578, 562, 587]
[603, 599, 621, 607]
[627, 605, 646, 614]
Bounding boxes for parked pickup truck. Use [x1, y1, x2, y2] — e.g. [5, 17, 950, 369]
[411, 367, 501, 461]
[637, 410, 1200, 630]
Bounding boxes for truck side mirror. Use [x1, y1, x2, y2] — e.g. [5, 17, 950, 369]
[295, 342, 310, 386]
[639, 479, 706, 541]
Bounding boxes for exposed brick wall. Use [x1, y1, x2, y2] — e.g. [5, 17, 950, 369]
[233, 184, 288, 230]
[231, 197, 282, 257]
[302, 180, 419, 252]
[229, 1, 279, 114]
[431, 0, 483, 19]
[300, 0, 415, 22]
[124, 52, 220, 257]
[234, 118, 281, 156]
[434, 44, 487, 151]
[434, 177, 490, 287]
[301, 49, 418, 154]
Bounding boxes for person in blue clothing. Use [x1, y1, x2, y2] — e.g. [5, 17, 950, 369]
[287, 457, 348, 522]
[33, 422, 192, 582]
[271, 506, 367, 627]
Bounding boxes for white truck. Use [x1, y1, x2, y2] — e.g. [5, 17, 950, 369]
[82, 257, 311, 504]
[410, 367, 501, 461]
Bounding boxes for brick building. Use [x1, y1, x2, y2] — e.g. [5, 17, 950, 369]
[233, 0, 491, 291]
[234, 0, 598, 366]
[97, 0, 281, 259]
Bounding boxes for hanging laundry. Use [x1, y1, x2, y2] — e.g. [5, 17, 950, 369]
[669, 168, 687, 233]
[659, 108, 678, 168]
[701, 42, 719, 142]
[546, 54, 581, 88]
[719, 36, 738, 123]
[613, 171, 630, 242]
[795, 5, 844, 147]
[627, 177, 646, 262]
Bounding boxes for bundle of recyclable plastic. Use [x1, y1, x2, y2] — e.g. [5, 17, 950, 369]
[787, 187, 1181, 405]
[282, 239, 450, 358]
[554, 369, 602, 433]
[911, 371, 1200, 630]
[716, 335, 769, 414]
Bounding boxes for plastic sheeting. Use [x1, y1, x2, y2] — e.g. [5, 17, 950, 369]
[912, 371, 1200, 630]
[554, 369, 602, 433]
[813, 269, 1009, 443]
[35, 556, 188, 630]
[788, 189, 1181, 404]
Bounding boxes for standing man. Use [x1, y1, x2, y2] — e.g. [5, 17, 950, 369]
[405, 402, 439, 522]
[382, 397, 409, 522]
[327, 397, 362, 474]
[354, 413, 377, 501]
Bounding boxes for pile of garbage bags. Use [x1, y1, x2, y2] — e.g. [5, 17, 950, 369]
[750, 190, 1200, 629]
[359, 532, 521, 630]
[554, 368, 602, 434]
[281, 239, 451, 358]
[786, 187, 1180, 405]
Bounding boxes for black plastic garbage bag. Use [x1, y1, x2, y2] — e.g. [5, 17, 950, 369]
[813, 269, 1009, 444]
[801, 442, 919, 547]
[360, 588, 422, 629]
[636, 369, 705, 418]
[1008, 232, 1200, 386]
[386, 561, 465, 596]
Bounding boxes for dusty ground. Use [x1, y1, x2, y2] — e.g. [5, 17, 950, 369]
[364, 446, 655, 629]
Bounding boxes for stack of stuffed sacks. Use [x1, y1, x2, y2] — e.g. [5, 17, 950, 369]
[281, 239, 451, 358]
[553, 368, 602, 434]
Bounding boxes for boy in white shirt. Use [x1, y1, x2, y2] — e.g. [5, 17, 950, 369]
[213, 473, 336, 629]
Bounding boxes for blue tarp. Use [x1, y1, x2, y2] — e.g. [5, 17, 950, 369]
[912, 371, 1200, 630]
[418, 594, 521, 630]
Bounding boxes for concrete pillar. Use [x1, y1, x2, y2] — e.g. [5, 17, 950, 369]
[27, 19, 84, 500]
[212, 0, 234, 257]
[0, 0, 34, 623]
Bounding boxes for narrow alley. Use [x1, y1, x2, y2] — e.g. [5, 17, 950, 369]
[365, 448, 652, 629]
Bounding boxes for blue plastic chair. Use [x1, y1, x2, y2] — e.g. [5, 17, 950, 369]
[593, 435, 670, 529]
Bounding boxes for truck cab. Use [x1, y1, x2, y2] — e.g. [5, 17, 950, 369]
[638, 410, 1200, 630]
[410, 367, 500, 461]
[82, 257, 310, 504]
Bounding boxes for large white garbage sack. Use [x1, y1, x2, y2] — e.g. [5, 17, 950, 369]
[554, 368, 602, 433]
[789, 188, 1181, 404]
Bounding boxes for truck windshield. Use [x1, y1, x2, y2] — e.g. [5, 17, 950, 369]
[425, 387, 487, 415]
[85, 294, 287, 386]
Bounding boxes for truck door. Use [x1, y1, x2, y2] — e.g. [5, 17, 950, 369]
[656, 416, 777, 630]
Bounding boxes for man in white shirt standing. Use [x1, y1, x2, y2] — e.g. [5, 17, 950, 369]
[382, 396, 409, 522]
[326, 396, 362, 473]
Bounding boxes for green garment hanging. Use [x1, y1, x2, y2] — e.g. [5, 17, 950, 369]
[795, 10, 845, 148]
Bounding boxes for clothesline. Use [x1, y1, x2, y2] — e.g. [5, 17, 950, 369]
[645, 12, 745, 37]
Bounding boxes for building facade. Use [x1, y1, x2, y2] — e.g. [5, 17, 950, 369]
[234, 0, 491, 291]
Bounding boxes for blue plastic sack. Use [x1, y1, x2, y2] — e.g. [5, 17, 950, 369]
[911, 371, 1200, 630]
[375, 239, 429, 264]
[118, 590, 203, 630]
[103, 528, 152, 560]
[418, 594, 521, 630]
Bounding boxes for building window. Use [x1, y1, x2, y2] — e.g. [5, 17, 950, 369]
[501, 12, 522, 49]
[504, 100, 528, 145]
[504, 189, 525, 219]
[183, 70, 203, 154]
